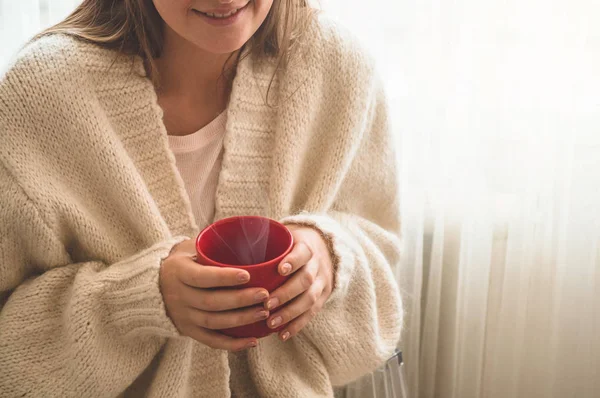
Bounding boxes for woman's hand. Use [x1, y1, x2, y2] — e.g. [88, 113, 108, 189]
[159, 239, 270, 351]
[265, 225, 335, 341]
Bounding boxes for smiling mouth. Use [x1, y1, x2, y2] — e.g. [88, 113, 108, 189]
[193, 2, 249, 19]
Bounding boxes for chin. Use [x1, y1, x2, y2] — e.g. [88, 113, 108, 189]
[198, 36, 250, 55]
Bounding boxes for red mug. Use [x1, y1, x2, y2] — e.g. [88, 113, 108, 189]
[195, 216, 294, 338]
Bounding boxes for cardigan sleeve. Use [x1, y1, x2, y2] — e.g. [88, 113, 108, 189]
[279, 79, 403, 386]
[0, 162, 186, 397]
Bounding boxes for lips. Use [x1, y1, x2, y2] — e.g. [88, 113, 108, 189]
[193, 2, 250, 19]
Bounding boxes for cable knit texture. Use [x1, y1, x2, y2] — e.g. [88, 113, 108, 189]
[0, 16, 402, 398]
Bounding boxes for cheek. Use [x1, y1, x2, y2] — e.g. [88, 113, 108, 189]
[255, 0, 274, 19]
[153, 0, 191, 27]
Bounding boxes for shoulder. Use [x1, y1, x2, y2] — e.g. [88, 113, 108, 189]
[0, 34, 141, 139]
[1, 35, 91, 146]
[0, 36, 85, 173]
[1, 35, 84, 90]
[298, 13, 379, 87]
[0, 35, 91, 119]
[278, 13, 382, 111]
[0, 34, 141, 181]
[1, 34, 137, 101]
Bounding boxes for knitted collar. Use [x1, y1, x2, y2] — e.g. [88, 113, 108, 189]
[73, 39, 297, 238]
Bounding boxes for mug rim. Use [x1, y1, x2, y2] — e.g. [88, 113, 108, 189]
[195, 216, 294, 268]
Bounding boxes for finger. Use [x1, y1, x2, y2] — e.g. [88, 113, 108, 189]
[183, 286, 269, 311]
[183, 325, 258, 351]
[189, 305, 270, 330]
[278, 241, 312, 276]
[266, 258, 319, 310]
[278, 296, 325, 341]
[267, 276, 325, 330]
[177, 259, 250, 288]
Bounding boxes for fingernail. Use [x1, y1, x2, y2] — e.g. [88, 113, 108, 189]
[281, 331, 290, 341]
[255, 310, 269, 320]
[280, 263, 292, 275]
[237, 272, 250, 282]
[255, 291, 269, 302]
[270, 316, 282, 328]
[266, 298, 280, 310]
[247, 341, 257, 349]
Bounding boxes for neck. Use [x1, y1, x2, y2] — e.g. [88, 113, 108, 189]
[154, 25, 238, 102]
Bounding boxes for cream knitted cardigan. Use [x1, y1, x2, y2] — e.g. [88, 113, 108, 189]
[0, 18, 402, 398]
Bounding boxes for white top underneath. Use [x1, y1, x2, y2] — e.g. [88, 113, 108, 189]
[167, 111, 227, 229]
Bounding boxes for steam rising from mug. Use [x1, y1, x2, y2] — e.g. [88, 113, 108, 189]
[207, 217, 271, 265]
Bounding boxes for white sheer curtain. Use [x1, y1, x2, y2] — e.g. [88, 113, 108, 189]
[2, 1, 599, 397]
[322, 0, 600, 396]
[321, 1, 599, 397]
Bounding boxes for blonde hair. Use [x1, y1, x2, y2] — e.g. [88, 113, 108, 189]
[37, 0, 314, 86]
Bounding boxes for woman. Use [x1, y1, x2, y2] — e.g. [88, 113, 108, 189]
[0, 0, 402, 397]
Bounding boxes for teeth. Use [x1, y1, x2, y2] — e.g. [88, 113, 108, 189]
[205, 8, 238, 18]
